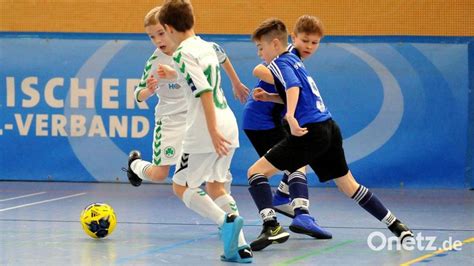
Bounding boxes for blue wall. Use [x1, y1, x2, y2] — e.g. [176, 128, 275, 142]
[0, 33, 472, 188]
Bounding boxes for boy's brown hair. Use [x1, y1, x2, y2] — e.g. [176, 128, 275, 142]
[144, 6, 161, 27]
[158, 0, 194, 32]
[251, 18, 288, 46]
[293, 15, 324, 36]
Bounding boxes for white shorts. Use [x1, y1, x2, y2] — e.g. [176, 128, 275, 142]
[152, 112, 186, 166]
[172, 149, 235, 188]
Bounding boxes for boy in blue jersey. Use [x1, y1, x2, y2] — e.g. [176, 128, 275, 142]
[243, 15, 332, 241]
[247, 18, 414, 251]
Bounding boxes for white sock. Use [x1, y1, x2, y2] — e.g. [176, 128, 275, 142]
[130, 159, 152, 181]
[214, 194, 247, 247]
[182, 188, 226, 226]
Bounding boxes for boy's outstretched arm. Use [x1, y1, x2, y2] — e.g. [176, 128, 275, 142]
[253, 64, 274, 84]
[200, 91, 231, 156]
[134, 54, 162, 102]
[221, 58, 249, 103]
[286, 87, 308, 136]
[252, 87, 284, 104]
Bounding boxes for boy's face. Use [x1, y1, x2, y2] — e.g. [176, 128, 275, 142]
[145, 23, 176, 55]
[291, 32, 322, 60]
[255, 39, 280, 64]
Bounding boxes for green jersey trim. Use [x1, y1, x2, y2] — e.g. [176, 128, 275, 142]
[134, 87, 146, 102]
[195, 88, 213, 98]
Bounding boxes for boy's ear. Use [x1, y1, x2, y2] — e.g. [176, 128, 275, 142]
[271, 38, 280, 49]
[163, 24, 174, 34]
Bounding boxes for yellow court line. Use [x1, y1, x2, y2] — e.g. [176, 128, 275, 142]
[400, 236, 474, 266]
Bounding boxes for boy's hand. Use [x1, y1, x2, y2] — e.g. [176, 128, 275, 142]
[232, 82, 250, 104]
[210, 129, 231, 156]
[146, 75, 158, 93]
[287, 116, 308, 136]
[157, 64, 177, 80]
[252, 87, 269, 102]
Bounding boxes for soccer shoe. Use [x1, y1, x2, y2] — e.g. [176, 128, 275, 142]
[221, 214, 244, 259]
[289, 214, 332, 239]
[220, 245, 253, 263]
[124, 150, 142, 187]
[272, 193, 295, 218]
[388, 219, 414, 243]
[250, 224, 290, 251]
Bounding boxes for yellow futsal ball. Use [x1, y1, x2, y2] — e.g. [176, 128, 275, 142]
[80, 203, 117, 239]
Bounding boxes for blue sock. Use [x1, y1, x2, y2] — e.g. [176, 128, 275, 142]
[352, 185, 396, 226]
[275, 173, 290, 198]
[248, 173, 277, 226]
[288, 171, 309, 216]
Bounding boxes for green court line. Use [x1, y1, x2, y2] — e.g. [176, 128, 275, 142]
[275, 240, 355, 266]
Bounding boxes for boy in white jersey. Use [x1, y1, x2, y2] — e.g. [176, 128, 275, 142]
[124, 6, 249, 189]
[157, 0, 252, 263]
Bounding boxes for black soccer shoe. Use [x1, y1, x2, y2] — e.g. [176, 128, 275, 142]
[124, 150, 142, 187]
[250, 224, 290, 251]
[388, 219, 414, 243]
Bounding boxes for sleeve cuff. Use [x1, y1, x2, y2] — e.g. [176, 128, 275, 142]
[135, 87, 145, 102]
[285, 83, 302, 90]
[194, 88, 213, 98]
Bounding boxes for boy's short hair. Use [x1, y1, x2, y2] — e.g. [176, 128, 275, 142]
[158, 0, 194, 32]
[251, 18, 288, 46]
[144, 6, 161, 27]
[294, 15, 324, 37]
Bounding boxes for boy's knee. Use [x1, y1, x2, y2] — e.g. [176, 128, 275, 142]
[148, 165, 169, 181]
[205, 182, 226, 199]
[149, 172, 167, 182]
[334, 172, 359, 197]
[247, 163, 262, 179]
[172, 182, 187, 199]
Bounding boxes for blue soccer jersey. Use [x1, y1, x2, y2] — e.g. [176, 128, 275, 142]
[242, 45, 300, 130]
[242, 80, 285, 130]
[267, 52, 331, 126]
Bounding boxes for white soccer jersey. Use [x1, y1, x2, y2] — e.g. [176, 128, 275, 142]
[210, 42, 228, 65]
[172, 36, 239, 153]
[134, 48, 187, 119]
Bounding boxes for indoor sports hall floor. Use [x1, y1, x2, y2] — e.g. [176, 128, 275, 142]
[0, 181, 473, 265]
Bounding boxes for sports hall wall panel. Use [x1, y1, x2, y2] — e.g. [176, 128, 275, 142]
[1, 0, 473, 36]
[1, 1, 473, 188]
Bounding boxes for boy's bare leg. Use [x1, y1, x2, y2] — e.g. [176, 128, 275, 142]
[124, 150, 170, 186]
[334, 171, 414, 242]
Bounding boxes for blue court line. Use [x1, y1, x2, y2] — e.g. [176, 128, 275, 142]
[1, 218, 473, 232]
[115, 232, 218, 265]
